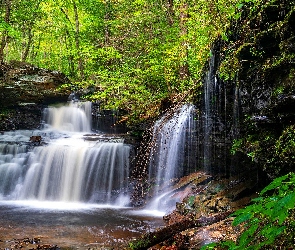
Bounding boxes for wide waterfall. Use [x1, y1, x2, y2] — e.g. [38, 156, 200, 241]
[147, 104, 196, 212]
[43, 101, 92, 132]
[0, 102, 130, 206]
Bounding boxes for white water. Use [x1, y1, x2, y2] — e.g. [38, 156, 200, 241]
[43, 101, 92, 132]
[147, 104, 196, 212]
[0, 102, 130, 207]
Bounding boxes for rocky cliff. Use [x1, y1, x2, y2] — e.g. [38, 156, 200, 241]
[202, 0, 295, 178]
[0, 61, 70, 130]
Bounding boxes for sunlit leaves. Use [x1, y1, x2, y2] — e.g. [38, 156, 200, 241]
[0, 20, 18, 37]
[0, 0, 249, 123]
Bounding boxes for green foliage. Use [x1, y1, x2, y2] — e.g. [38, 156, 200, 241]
[0, 0, 246, 124]
[188, 195, 195, 207]
[128, 238, 151, 250]
[267, 125, 295, 176]
[201, 172, 295, 250]
[228, 117, 295, 178]
[231, 139, 243, 155]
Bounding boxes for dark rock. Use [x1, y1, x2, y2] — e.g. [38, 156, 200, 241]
[274, 94, 295, 112]
[0, 103, 43, 130]
[30, 135, 42, 145]
[250, 115, 273, 124]
[0, 62, 71, 131]
[200, 0, 295, 178]
[0, 61, 70, 108]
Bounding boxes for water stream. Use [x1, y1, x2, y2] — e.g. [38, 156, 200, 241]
[147, 104, 197, 212]
[0, 101, 163, 248]
[0, 98, 227, 248]
[0, 102, 130, 205]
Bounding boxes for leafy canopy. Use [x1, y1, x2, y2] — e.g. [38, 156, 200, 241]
[0, 0, 245, 123]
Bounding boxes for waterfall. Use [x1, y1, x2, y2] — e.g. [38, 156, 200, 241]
[202, 48, 240, 174]
[147, 104, 196, 211]
[43, 101, 92, 132]
[17, 139, 130, 203]
[0, 101, 130, 206]
[203, 52, 217, 172]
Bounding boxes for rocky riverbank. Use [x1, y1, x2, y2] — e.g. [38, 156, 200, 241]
[127, 170, 260, 249]
[0, 237, 59, 250]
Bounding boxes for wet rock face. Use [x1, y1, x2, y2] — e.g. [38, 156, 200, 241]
[0, 104, 43, 131]
[211, 0, 295, 177]
[227, 2, 295, 114]
[0, 61, 70, 108]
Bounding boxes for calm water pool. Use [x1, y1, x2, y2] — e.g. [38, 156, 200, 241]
[0, 201, 164, 249]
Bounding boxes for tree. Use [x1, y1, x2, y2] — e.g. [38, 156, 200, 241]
[0, 0, 12, 62]
[0, 0, 242, 124]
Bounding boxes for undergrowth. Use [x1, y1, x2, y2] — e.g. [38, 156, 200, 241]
[201, 172, 295, 249]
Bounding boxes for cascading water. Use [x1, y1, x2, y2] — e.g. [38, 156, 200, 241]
[0, 101, 130, 206]
[147, 104, 196, 212]
[0, 101, 166, 249]
[43, 101, 92, 132]
[203, 52, 217, 172]
[201, 47, 240, 174]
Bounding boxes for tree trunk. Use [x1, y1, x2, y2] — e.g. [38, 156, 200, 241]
[167, 0, 174, 25]
[21, 28, 33, 62]
[127, 211, 233, 250]
[21, 1, 41, 62]
[59, 8, 75, 77]
[65, 34, 75, 77]
[0, 0, 12, 62]
[104, 0, 111, 45]
[179, 2, 189, 81]
[73, 0, 84, 80]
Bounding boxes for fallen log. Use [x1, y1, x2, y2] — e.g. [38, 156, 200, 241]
[127, 211, 233, 250]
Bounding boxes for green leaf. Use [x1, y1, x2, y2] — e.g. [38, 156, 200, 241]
[220, 240, 238, 249]
[237, 223, 259, 247]
[237, 3, 244, 9]
[188, 195, 195, 207]
[221, 32, 229, 42]
[200, 242, 217, 250]
[272, 192, 295, 224]
[251, 197, 263, 202]
[259, 225, 286, 245]
[232, 212, 252, 226]
[260, 174, 289, 195]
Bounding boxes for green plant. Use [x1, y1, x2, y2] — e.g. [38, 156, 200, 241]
[230, 139, 244, 155]
[128, 238, 151, 250]
[201, 172, 295, 249]
[265, 125, 295, 177]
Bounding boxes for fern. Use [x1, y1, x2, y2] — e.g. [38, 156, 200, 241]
[202, 172, 295, 249]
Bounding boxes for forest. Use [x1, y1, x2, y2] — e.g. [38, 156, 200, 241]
[1, 0, 295, 249]
[0, 0, 241, 124]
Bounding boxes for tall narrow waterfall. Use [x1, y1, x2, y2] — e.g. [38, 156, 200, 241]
[147, 104, 196, 211]
[203, 53, 217, 172]
[0, 102, 130, 206]
[202, 48, 240, 174]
